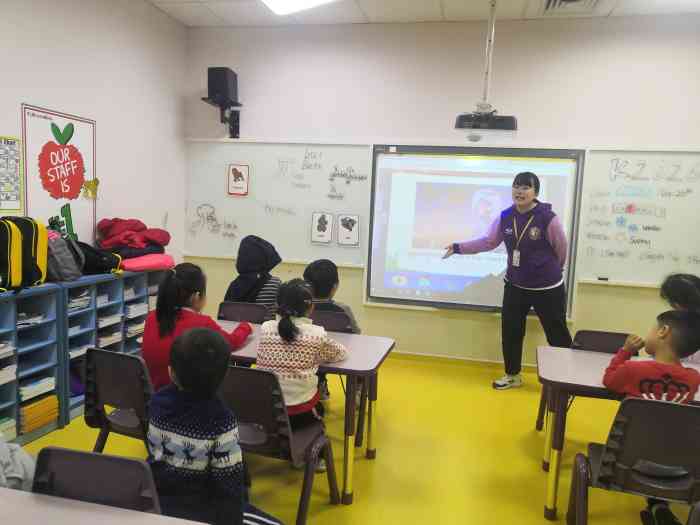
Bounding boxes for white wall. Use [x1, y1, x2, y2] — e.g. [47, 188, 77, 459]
[184, 15, 700, 362]
[186, 15, 700, 149]
[0, 0, 187, 258]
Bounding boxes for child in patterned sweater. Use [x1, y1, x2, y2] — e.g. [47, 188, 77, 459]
[257, 279, 348, 437]
[147, 327, 280, 525]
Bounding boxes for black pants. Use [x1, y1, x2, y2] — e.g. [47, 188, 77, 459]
[501, 282, 572, 375]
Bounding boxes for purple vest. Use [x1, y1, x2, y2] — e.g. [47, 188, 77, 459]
[501, 201, 562, 288]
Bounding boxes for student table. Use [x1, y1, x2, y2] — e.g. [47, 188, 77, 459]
[2, 486, 200, 524]
[219, 321, 396, 504]
[537, 346, 700, 520]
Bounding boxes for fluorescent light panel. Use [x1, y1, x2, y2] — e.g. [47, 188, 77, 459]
[260, 0, 340, 16]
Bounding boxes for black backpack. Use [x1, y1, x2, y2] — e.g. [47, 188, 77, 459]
[76, 241, 121, 275]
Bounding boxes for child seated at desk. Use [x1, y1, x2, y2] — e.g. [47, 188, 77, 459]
[147, 328, 280, 525]
[603, 310, 700, 525]
[224, 235, 282, 321]
[257, 279, 348, 469]
[303, 259, 361, 400]
[143, 263, 252, 391]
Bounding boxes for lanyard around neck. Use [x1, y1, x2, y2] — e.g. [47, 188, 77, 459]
[513, 215, 535, 250]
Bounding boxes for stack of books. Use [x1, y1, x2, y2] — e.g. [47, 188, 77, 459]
[16, 312, 45, 327]
[97, 294, 110, 307]
[20, 377, 56, 401]
[0, 364, 17, 386]
[0, 417, 16, 441]
[98, 313, 123, 329]
[126, 302, 148, 319]
[126, 320, 146, 338]
[69, 344, 91, 359]
[68, 291, 91, 311]
[98, 331, 122, 347]
[0, 342, 14, 359]
[20, 395, 58, 434]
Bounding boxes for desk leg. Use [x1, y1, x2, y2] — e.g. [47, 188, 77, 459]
[542, 387, 553, 472]
[355, 377, 368, 448]
[366, 372, 377, 459]
[544, 390, 568, 521]
[342, 375, 357, 505]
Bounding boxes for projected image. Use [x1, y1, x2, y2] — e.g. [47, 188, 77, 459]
[367, 147, 580, 309]
[412, 183, 510, 250]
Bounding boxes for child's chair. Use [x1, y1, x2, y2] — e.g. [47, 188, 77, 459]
[567, 397, 700, 525]
[218, 366, 340, 525]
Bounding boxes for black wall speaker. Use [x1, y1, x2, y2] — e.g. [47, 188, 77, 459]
[207, 67, 239, 107]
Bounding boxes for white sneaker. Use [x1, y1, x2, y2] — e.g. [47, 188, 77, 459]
[493, 374, 522, 390]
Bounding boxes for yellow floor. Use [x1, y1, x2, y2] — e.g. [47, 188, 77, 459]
[24, 355, 689, 524]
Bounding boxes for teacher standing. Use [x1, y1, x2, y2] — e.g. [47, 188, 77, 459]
[444, 172, 572, 390]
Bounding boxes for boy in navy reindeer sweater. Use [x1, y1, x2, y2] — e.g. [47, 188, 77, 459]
[147, 327, 280, 525]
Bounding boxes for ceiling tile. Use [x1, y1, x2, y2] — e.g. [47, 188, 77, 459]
[356, 0, 443, 23]
[612, 0, 700, 16]
[206, 0, 285, 25]
[154, 1, 223, 25]
[443, 0, 528, 21]
[290, 0, 368, 24]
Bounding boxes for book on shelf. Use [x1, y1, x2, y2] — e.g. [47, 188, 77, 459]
[0, 364, 17, 386]
[0, 343, 15, 360]
[125, 303, 149, 319]
[98, 314, 123, 329]
[20, 377, 56, 401]
[16, 312, 46, 327]
[98, 332, 123, 347]
[148, 296, 157, 310]
[69, 344, 91, 359]
[97, 294, 110, 306]
[68, 290, 91, 310]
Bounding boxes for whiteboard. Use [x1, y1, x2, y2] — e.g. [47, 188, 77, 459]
[577, 150, 700, 286]
[185, 140, 371, 267]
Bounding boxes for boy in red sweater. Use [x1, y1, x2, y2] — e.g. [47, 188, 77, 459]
[603, 310, 700, 403]
[603, 309, 700, 525]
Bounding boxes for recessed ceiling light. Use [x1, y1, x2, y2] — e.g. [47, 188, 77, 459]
[260, 0, 340, 16]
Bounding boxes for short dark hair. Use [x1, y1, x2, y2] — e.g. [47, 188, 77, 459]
[660, 273, 700, 313]
[169, 328, 230, 397]
[513, 172, 540, 195]
[657, 310, 700, 359]
[303, 259, 339, 298]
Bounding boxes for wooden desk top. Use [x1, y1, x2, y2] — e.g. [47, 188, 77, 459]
[219, 321, 396, 376]
[1, 487, 199, 524]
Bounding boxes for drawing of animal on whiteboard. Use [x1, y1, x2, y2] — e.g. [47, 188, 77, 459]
[188, 203, 238, 242]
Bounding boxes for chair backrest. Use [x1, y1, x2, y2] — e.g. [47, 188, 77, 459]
[572, 330, 628, 354]
[310, 310, 354, 334]
[598, 398, 700, 502]
[688, 502, 700, 525]
[218, 301, 268, 323]
[33, 446, 161, 513]
[84, 348, 152, 430]
[218, 366, 297, 462]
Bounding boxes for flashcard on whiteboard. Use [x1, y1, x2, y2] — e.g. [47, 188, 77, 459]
[337, 214, 359, 246]
[227, 164, 249, 196]
[311, 212, 333, 244]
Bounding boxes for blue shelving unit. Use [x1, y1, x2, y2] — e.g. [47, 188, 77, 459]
[0, 292, 18, 442]
[9, 284, 63, 445]
[0, 271, 168, 431]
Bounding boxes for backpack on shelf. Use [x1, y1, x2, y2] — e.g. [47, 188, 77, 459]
[0, 217, 48, 290]
[46, 233, 85, 282]
[77, 241, 122, 275]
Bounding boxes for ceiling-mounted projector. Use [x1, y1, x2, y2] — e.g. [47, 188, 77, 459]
[456, 1, 517, 142]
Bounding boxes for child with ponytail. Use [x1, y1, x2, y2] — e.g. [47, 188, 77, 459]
[257, 279, 348, 434]
[143, 263, 253, 390]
